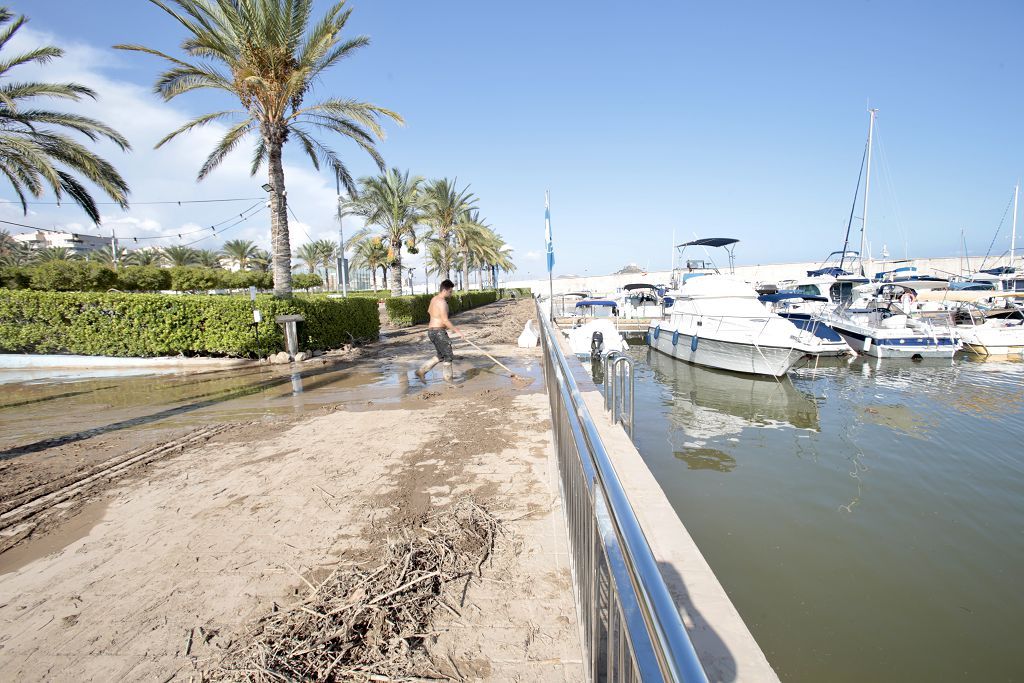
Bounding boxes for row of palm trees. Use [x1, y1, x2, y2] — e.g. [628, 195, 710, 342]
[344, 170, 515, 296]
[0, 2, 405, 298]
[0, 231, 272, 270]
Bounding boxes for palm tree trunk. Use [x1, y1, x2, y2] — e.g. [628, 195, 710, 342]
[390, 259, 402, 297]
[462, 250, 470, 292]
[371, 268, 377, 292]
[267, 140, 292, 298]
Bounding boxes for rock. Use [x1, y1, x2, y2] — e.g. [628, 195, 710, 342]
[271, 351, 291, 364]
[294, 351, 309, 362]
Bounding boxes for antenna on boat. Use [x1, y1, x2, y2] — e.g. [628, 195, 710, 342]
[860, 107, 878, 277]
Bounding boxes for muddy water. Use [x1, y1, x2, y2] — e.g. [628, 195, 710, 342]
[608, 347, 1024, 682]
[0, 355, 541, 456]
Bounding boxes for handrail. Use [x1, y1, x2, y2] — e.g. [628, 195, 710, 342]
[537, 300, 708, 682]
[603, 352, 635, 439]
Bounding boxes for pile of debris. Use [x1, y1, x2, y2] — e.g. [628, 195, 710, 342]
[208, 500, 505, 682]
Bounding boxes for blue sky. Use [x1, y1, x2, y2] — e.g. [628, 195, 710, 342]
[6, 0, 1024, 280]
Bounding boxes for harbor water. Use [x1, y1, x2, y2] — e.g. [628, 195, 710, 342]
[606, 346, 1024, 682]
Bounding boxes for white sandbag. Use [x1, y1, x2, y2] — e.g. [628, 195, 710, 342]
[517, 319, 539, 347]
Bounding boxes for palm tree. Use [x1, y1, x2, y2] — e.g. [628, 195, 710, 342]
[195, 248, 223, 268]
[452, 209, 490, 291]
[220, 239, 257, 270]
[294, 242, 320, 276]
[90, 243, 129, 267]
[0, 228, 33, 266]
[348, 235, 389, 291]
[312, 239, 338, 282]
[161, 245, 198, 267]
[36, 246, 78, 261]
[422, 178, 476, 280]
[345, 169, 425, 297]
[118, 0, 402, 298]
[250, 248, 272, 272]
[126, 248, 162, 266]
[0, 8, 130, 222]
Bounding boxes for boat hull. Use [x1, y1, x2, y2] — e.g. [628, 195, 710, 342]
[829, 324, 959, 359]
[647, 327, 806, 377]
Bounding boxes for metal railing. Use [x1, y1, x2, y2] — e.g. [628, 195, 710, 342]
[603, 352, 635, 439]
[537, 301, 708, 682]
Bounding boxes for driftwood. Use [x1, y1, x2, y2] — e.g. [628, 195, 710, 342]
[207, 499, 504, 682]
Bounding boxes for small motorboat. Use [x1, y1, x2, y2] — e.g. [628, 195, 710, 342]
[566, 319, 627, 358]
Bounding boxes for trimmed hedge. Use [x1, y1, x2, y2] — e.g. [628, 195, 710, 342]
[0, 290, 379, 358]
[384, 290, 502, 326]
[0, 262, 277, 293]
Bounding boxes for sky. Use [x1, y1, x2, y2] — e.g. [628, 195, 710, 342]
[4, 0, 1024, 283]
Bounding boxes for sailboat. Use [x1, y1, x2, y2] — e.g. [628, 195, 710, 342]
[821, 108, 960, 359]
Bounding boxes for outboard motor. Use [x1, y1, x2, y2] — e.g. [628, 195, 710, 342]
[591, 330, 605, 355]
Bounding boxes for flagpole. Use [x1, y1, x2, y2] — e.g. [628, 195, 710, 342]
[545, 190, 554, 321]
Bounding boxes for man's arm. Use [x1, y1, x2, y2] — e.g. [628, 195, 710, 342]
[441, 301, 461, 337]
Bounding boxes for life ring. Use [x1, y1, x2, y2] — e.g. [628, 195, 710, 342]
[672, 330, 680, 346]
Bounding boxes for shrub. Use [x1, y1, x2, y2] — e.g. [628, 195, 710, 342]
[223, 270, 273, 290]
[0, 266, 30, 290]
[384, 290, 501, 326]
[0, 290, 380, 357]
[28, 261, 117, 292]
[117, 266, 172, 292]
[293, 273, 323, 291]
[170, 266, 223, 292]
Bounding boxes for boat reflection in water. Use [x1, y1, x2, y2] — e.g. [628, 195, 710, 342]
[644, 348, 820, 470]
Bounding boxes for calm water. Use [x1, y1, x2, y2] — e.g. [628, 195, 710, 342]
[610, 346, 1024, 682]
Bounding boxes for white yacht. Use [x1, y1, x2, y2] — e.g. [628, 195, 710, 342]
[916, 290, 1024, 356]
[820, 287, 961, 359]
[615, 283, 664, 319]
[647, 276, 811, 377]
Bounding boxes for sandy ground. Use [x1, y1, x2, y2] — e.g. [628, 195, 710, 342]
[0, 299, 583, 681]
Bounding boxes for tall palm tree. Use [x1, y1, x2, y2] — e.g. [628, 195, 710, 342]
[422, 178, 476, 280]
[194, 248, 223, 268]
[294, 241, 320, 275]
[0, 8, 130, 222]
[161, 245, 198, 267]
[220, 238, 257, 270]
[126, 248, 162, 266]
[117, 0, 402, 298]
[452, 209, 489, 291]
[348, 235, 389, 291]
[345, 169, 425, 297]
[36, 246, 78, 261]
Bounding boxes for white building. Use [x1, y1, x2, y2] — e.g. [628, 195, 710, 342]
[13, 230, 110, 256]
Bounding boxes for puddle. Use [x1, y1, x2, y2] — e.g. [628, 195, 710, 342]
[0, 498, 111, 576]
[0, 356, 544, 455]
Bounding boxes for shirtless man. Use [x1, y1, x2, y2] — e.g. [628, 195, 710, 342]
[416, 279, 462, 382]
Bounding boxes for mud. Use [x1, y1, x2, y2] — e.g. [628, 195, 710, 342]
[0, 298, 580, 681]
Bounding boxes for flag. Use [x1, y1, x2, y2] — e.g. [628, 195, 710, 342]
[544, 191, 554, 273]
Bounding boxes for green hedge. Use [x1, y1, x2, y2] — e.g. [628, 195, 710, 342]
[384, 290, 503, 326]
[0, 290, 379, 358]
[0, 262, 279, 293]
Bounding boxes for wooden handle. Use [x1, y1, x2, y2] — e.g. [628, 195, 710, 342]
[461, 337, 516, 375]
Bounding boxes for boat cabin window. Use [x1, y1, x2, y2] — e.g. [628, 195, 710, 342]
[829, 282, 855, 303]
[794, 284, 821, 297]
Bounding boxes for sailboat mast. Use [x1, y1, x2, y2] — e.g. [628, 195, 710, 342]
[1011, 181, 1019, 265]
[860, 108, 877, 276]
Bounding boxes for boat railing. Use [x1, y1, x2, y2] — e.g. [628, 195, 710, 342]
[536, 299, 708, 682]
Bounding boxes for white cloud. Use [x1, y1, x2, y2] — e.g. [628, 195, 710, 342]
[2, 26, 346, 256]
[523, 250, 542, 261]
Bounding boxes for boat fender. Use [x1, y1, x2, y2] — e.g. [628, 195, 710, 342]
[672, 330, 680, 346]
[691, 335, 699, 352]
[863, 337, 872, 352]
[653, 326, 661, 340]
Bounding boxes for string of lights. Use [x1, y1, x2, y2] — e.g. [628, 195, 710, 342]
[4, 196, 266, 206]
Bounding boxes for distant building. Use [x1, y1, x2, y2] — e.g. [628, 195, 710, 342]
[13, 230, 109, 257]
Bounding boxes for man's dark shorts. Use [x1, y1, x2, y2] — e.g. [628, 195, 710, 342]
[428, 328, 454, 362]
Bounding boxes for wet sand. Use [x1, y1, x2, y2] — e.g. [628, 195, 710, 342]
[0, 299, 583, 681]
